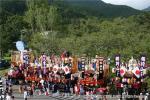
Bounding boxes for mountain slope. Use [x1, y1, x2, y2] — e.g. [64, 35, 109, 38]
[61, 0, 141, 17]
[1, 0, 26, 15]
[143, 6, 150, 11]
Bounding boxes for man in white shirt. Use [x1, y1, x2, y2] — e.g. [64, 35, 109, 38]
[6, 93, 11, 100]
[40, 79, 44, 87]
[24, 89, 28, 100]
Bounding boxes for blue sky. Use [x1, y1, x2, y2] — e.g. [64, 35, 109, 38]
[102, 0, 150, 10]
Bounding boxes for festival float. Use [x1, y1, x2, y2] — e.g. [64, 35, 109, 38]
[112, 55, 148, 95]
[78, 55, 110, 94]
[11, 41, 34, 67]
[11, 50, 33, 67]
[9, 41, 34, 84]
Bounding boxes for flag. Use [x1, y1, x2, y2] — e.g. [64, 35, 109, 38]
[53, 65, 59, 74]
[63, 66, 70, 74]
[120, 66, 126, 77]
[132, 67, 140, 78]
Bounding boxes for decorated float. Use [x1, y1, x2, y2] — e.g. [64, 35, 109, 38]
[77, 55, 110, 94]
[11, 50, 34, 67]
[112, 55, 148, 95]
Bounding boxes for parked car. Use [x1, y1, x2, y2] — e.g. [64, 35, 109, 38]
[0, 59, 10, 68]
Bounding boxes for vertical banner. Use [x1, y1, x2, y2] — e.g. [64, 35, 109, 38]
[42, 53, 47, 67]
[44, 67, 46, 74]
[78, 59, 82, 71]
[34, 57, 39, 68]
[140, 55, 146, 68]
[23, 51, 30, 67]
[99, 57, 104, 79]
[68, 58, 72, 67]
[140, 55, 146, 78]
[81, 57, 86, 71]
[81, 57, 86, 78]
[20, 51, 23, 65]
[42, 53, 47, 74]
[72, 56, 78, 74]
[92, 59, 96, 70]
[115, 54, 120, 77]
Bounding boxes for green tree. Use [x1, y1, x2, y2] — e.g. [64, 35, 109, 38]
[25, 0, 59, 33]
[1, 15, 26, 53]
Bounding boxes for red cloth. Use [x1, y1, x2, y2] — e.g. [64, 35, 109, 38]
[96, 88, 107, 93]
[133, 83, 140, 89]
[116, 83, 122, 88]
[61, 52, 65, 60]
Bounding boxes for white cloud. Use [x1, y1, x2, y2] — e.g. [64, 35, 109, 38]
[101, 0, 150, 10]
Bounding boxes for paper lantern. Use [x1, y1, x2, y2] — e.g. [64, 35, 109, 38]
[112, 68, 116, 73]
[122, 78, 125, 83]
[116, 77, 120, 81]
[143, 69, 147, 75]
[127, 79, 131, 84]
[99, 58, 104, 79]
[131, 78, 134, 84]
[121, 84, 123, 88]
[141, 79, 144, 82]
[53, 65, 59, 74]
[124, 78, 127, 83]
[115, 77, 118, 81]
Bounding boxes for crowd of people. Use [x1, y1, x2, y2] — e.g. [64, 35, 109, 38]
[0, 51, 149, 100]
[4, 51, 108, 100]
[0, 76, 14, 100]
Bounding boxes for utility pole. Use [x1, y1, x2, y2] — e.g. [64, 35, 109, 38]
[20, 29, 26, 41]
[21, 32, 23, 41]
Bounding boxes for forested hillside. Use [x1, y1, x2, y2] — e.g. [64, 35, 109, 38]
[0, 0, 150, 60]
[63, 0, 141, 17]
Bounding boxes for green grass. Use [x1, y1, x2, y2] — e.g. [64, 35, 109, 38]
[0, 67, 9, 76]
